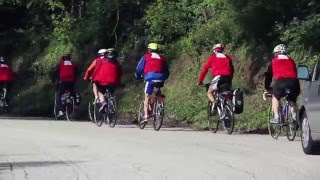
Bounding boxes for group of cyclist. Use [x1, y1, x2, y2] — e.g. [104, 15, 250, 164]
[0, 42, 300, 124]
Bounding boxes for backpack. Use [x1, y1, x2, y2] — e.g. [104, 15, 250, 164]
[233, 88, 244, 114]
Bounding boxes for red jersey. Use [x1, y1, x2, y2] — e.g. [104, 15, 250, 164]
[198, 53, 233, 83]
[0, 63, 14, 82]
[272, 55, 297, 80]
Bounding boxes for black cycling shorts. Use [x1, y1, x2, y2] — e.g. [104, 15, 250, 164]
[96, 84, 116, 94]
[273, 78, 300, 102]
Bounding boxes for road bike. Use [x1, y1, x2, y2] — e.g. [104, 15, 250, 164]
[264, 90, 298, 141]
[54, 89, 75, 121]
[94, 88, 117, 128]
[205, 84, 235, 134]
[137, 81, 165, 131]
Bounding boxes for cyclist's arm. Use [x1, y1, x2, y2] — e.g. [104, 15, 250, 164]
[84, 60, 96, 80]
[230, 59, 234, 77]
[198, 57, 212, 83]
[264, 63, 272, 91]
[135, 56, 146, 78]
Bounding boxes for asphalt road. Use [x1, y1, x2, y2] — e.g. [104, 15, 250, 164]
[0, 118, 319, 180]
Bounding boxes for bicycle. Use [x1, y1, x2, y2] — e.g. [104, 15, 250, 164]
[93, 88, 117, 128]
[264, 89, 298, 141]
[137, 81, 165, 131]
[205, 83, 235, 134]
[54, 89, 75, 121]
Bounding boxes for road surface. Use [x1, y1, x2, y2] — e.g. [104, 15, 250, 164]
[0, 118, 319, 180]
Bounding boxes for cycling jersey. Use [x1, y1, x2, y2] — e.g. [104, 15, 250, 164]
[0, 63, 14, 82]
[85, 57, 122, 86]
[272, 55, 297, 80]
[59, 60, 77, 82]
[135, 52, 170, 81]
[198, 52, 234, 83]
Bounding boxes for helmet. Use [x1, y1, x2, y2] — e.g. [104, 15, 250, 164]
[98, 49, 107, 57]
[106, 48, 117, 60]
[273, 44, 286, 54]
[61, 54, 71, 61]
[147, 43, 159, 51]
[212, 44, 224, 52]
[0, 57, 5, 63]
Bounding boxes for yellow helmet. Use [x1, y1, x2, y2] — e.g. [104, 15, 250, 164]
[147, 43, 159, 51]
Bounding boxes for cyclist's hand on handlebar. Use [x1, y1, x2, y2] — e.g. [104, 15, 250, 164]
[197, 82, 203, 86]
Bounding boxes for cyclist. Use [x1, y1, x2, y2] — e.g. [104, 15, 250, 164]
[84, 48, 122, 112]
[51, 54, 79, 116]
[264, 44, 300, 123]
[0, 57, 14, 105]
[197, 44, 234, 109]
[135, 43, 170, 123]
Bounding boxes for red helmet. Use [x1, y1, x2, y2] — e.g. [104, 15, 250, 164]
[212, 44, 224, 52]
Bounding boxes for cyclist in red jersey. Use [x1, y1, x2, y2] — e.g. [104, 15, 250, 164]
[51, 54, 79, 116]
[264, 44, 300, 123]
[198, 44, 234, 108]
[0, 57, 14, 105]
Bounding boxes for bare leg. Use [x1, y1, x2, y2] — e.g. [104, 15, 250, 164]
[272, 96, 280, 119]
[144, 94, 150, 120]
[98, 92, 105, 104]
[288, 101, 297, 120]
[93, 83, 98, 100]
[207, 88, 215, 103]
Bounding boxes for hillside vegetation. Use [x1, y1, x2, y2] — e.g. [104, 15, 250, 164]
[1, 0, 320, 131]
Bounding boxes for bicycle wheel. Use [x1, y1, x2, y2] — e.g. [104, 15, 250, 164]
[65, 97, 75, 121]
[285, 107, 298, 141]
[107, 98, 117, 128]
[54, 93, 62, 120]
[88, 101, 95, 123]
[268, 105, 281, 139]
[138, 101, 147, 129]
[94, 102, 105, 127]
[207, 101, 219, 133]
[221, 101, 235, 134]
[153, 97, 164, 131]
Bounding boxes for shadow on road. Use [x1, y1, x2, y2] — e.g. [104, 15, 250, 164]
[0, 160, 85, 171]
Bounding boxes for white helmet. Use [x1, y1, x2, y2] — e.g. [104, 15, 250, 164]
[273, 44, 286, 54]
[98, 49, 107, 56]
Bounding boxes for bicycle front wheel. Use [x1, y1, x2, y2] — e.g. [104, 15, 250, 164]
[222, 101, 234, 134]
[286, 107, 298, 141]
[54, 93, 62, 120]
[138, 101, 147, 129]
[94, 103, 105, 127]
[153, 97, 164, 131]
[207, 101, 219, 133]
[107, 98, 117, 128]
[268, 105, 281, 139]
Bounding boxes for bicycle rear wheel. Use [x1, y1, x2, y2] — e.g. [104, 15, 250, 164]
[207, 101, 219, 133]
[65, 97, 75, 121]
[107, 98, 117, 128]
[268, 105, 281, 139]
[94, 103, 105, 127]
[88, 101, 95, 123]
[153, 97, 164, 131]
[138, 101, 147, 129]
[222, 101, 235, 134]
[54, 93, 62, 120]
[286, 107, 298, 141]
